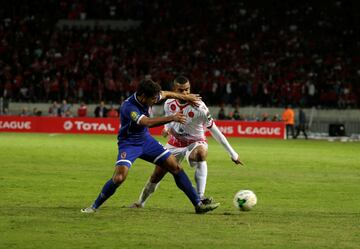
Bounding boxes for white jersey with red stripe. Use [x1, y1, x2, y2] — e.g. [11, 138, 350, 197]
[164, 99, 214, 147]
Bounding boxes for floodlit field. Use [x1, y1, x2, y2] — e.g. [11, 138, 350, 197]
[0, 133, 359, 249]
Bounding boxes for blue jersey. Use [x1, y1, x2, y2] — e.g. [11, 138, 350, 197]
[115, 92, 170, 168]
[117, 93, 151, 144]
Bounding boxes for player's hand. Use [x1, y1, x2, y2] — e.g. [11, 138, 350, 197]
[232, 156, 244, 166]
[183, 93, 201, 107]
[161, 128, 169, 138]
[172, 112, 186, 124]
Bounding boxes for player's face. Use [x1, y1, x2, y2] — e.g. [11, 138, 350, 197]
[142, 95, 158, 106]
[173, 82, 191, 95]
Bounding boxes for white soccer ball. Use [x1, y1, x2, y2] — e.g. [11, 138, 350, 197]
[233, 190, 257, 211]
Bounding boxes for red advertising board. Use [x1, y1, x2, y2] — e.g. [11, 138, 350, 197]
[0, 116, 285, 139]
[204, 120, 286, 139]
[0, 116, 119, 134]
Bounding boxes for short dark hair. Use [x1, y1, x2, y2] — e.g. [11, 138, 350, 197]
[174, 75, 189, 85]
[137, 79, 161, 98]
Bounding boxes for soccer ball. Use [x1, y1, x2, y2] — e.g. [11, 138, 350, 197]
[233, 190, 257, 211]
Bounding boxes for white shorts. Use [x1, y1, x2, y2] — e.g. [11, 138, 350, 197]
[165, 141, 208, 167]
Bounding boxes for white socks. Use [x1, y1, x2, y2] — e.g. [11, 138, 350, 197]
[192, 161, 208, 199]
[138, 180, 158, 207]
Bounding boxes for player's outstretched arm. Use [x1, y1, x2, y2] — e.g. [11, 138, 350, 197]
[161, 128, 170, 137]
[209, 123, 244, 165]
[139, 112, 186, 128]
[161, 91, 201, 106]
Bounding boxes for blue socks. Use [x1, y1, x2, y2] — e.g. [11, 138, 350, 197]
[173, 170, 201, 206]
[92, 171, 200, 209]
[92, 179, 119, 209]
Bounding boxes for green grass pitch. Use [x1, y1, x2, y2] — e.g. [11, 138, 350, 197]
[0, 133, 359, 249]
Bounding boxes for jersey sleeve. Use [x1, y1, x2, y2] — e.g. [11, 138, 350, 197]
[198, 102, 214, 128]
[124, 105, 144, 125]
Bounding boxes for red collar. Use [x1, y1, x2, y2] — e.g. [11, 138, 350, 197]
[175, 100, 190, 110]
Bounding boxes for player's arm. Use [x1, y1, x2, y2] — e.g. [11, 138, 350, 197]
[199, 103, 243, 165]
[209, 123, 244, 165]
[139, 112, 186, 128]
[161, 126, 170, 137]
[160, 91, 200, 106]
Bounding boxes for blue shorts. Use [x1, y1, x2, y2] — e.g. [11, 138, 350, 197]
[115, 136, 171, 168]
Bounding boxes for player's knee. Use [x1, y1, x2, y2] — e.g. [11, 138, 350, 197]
[193, 149, 207, 161]
[172, 164, 182, 174]
[161, 155, 183, 175]
[150, 174, 160, 183]
[165, 163, 182, 175]
[112, 173, 127, 185]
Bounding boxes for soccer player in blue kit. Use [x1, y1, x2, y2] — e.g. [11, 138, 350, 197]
[81, 79, 220, 214]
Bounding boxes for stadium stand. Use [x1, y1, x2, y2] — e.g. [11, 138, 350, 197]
[0, 0, 359, 110]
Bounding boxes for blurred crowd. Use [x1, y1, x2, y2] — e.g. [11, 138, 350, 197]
[1, 0, 359, 109]
[18, 100, 119, 118]
[217, 103, 281, 122]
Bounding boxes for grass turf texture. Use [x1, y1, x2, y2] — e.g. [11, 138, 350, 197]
[0, 133, 359, 249]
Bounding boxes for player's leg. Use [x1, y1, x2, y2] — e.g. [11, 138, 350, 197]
[81, 166, 129, 213]
[81, 144, 138, 213]
[141, 141, 200, 207]
[142, 136, 219, 213]
[96, 166, 128, 207]
[187, 144, 208, 199]
[132, 145, 185, 208]
[159, 155, 219, 213]
[81, 165, 129, 213]
[159, 154, 201, 206]
[131, 165, 167, 208]
[145, 138, 201, 206]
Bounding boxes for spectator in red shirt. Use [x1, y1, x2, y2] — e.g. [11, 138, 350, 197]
[107, 105, 119, 118]
[77, 102, 88, 117]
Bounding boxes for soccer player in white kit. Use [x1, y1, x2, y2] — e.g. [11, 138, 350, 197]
[131, 76, 243, 207]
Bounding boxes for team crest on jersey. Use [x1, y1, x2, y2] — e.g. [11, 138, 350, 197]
[130, 111, 139, 121]
[121, 152, 127, 159]
[188, 111, 194, 118]
[170, 104, 176, 111]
